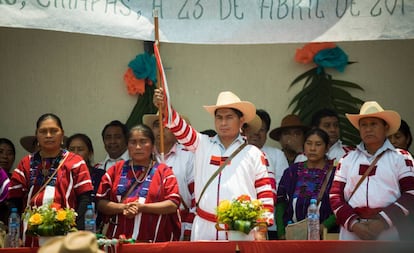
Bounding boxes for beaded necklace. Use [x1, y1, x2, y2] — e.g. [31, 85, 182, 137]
[130, 159, 153, 183]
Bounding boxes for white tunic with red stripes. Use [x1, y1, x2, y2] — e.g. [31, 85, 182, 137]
[261, 145, 289, 186]
[330, 140, 414, 240]
[261, 145, 288, 233]
[155, 143, 195, 240]
[164, 110, 274, 241]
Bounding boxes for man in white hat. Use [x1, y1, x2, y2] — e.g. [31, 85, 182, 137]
[142, 113, 195, 241]
[329, 101, 414, 240]
[153, 88, 274, 241]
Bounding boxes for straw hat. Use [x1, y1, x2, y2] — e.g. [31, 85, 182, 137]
[203, 91, 256, 122]
[346, 101, 400, 136]
[243, 114, 262, 134]
[20, 135, 68, 153]
[143, 113, 191, 127]
[269, 114, 309, 141]
[38, 231, 104, 253]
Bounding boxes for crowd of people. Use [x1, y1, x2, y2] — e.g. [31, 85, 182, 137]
[0, 89, 413, 247]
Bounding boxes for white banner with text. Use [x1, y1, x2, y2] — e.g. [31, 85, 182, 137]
[0, 0, 413, 44]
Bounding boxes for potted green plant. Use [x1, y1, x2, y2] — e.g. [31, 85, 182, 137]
[216, 195, 269, 240]
[289, 42, 364, 145]
[24, 202, 77, 245]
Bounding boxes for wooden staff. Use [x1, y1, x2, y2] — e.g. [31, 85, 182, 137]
[154, 9, 165, 162]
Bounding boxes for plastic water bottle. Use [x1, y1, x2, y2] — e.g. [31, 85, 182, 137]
[84, 204, 96, 233]
[8, 207, 20, 248]
[307, 198, 320, 240]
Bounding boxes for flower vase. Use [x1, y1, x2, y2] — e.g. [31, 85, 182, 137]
[227, 230, 254, 241]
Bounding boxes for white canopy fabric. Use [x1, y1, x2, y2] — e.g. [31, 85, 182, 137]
[0, 0, 413, 44]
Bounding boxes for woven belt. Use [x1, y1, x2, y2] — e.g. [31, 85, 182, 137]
[354, 207, 382, 219]
[196, 207, 217, 223]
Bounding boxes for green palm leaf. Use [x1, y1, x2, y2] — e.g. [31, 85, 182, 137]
[125, 83, 157, 130]
[331, 79, 364, 90]
[288, 66, 363, 146]
[289, 67, 318, 88]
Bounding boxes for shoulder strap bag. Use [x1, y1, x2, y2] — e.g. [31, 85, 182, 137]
[348, 151, 385, 201]
[27, 152, 70, 208]
[316, 162, 334, 205]
[196, 141, 247, 208]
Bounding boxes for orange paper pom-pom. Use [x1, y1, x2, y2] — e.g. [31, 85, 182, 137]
[295, 42, 336, 64]
[124, 68, 146, 95]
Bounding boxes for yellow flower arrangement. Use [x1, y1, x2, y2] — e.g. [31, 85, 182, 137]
[24, 203, 78, 236]
[216, 195, 269, 234]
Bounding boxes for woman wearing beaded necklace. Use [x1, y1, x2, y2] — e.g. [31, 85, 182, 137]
[8, 113, 93, 246]
[276, 128, 337, 239]
[96, 124, 181, 242]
